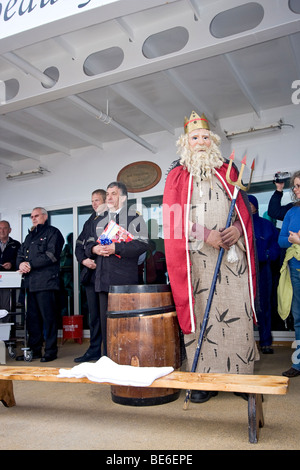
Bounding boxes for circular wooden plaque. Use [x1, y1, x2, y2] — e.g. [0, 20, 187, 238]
[117, 161, 162, 193]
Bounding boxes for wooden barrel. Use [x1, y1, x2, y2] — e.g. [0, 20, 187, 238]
[107, 284, 181, 406]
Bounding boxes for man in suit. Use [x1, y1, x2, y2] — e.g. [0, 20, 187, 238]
[74, 189, 107, 363]
[84, 182, 149, 357]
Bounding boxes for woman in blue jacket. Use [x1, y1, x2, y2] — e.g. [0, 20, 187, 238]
[278, 171, 300, 377]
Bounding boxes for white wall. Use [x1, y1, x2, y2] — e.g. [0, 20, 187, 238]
[0, 102, 299, 241]
[219, 103, 300, 183]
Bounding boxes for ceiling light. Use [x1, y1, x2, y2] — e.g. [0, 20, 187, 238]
[6, 167, 50, 181]
[224, 120, 292, 140]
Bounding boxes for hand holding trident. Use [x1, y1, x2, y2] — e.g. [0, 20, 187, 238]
[183, 151, 255, 410]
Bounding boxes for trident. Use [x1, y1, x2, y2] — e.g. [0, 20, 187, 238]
[183, 151, 255, 410]
[226, 151, 255, 192]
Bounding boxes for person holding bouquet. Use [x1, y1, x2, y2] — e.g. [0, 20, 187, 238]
[84, 181, 149, 356]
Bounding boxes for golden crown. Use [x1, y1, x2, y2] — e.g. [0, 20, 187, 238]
[184, 111, 210, 134]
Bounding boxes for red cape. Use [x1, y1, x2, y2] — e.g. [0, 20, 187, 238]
[163, 161, 257, 334]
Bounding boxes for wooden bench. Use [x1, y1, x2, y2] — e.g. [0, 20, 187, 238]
[0, 366, 289, 444]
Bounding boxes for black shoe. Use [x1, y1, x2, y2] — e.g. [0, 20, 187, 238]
[74, 353, 101, 363]
[234, 392, 249, 401]
[33, 354, 42, 360]
[40, 355, 57, 363]
[16, 355, 25, 361]
[282, 367, 300, 378]
[190, 390, 218, 403]
[261, 346, 274, 354]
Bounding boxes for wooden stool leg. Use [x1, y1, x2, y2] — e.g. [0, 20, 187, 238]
[0, 380, 16, 407]
[248, 393, 264, 443]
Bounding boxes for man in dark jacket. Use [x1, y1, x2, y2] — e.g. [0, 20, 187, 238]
[17, 207, 64, 362]
[0, 220, 21, 310]
[84, 182, 149, 357]
[74, 189, 106, 363]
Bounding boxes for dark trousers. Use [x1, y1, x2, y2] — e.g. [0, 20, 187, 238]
[26, 290, 58, 357]
[98, 292, 108, 356]
[85, 283, 102, 357]
[257, 261, 273, 347]
[0, 288, 10, 311]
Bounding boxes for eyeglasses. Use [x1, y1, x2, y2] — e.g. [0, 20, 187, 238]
[292, 184, 300, 190]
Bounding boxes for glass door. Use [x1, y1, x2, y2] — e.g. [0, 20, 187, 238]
[140, 195, 167, 284]
[77, 204, 93, 328]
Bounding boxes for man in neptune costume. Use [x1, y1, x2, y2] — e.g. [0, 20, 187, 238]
[163, 111, 259, 403]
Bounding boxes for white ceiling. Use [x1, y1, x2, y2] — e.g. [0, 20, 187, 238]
[0, 0, 299, 169]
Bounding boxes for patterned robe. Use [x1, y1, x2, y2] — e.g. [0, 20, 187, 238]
[163, 161, 259, 374]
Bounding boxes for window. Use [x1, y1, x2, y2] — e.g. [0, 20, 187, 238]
[77, 204, 92, 326]
[140, 195, 167, 284]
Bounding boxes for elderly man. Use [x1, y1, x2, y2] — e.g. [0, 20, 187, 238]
[163, 111, 258, 403]
[17, 207, 64, 362]
[0, 220, 21, 311]
[84, 181, 149, 357]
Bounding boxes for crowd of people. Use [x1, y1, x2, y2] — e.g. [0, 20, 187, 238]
[0, 182, 149, 363]
[162, 112, 300, 396]
[0, 114, 299, 389]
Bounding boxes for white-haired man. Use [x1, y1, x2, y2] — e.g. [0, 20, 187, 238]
[163, 111, 259, 403]
[17, 207, 64, 362]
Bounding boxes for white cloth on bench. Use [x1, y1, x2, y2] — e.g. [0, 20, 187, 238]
[57, 356, 174, 386]
[0, 310, 8, 319]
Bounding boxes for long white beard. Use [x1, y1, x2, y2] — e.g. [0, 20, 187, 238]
[177, 133, 239, 262]
[176, 133, 224, 182]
